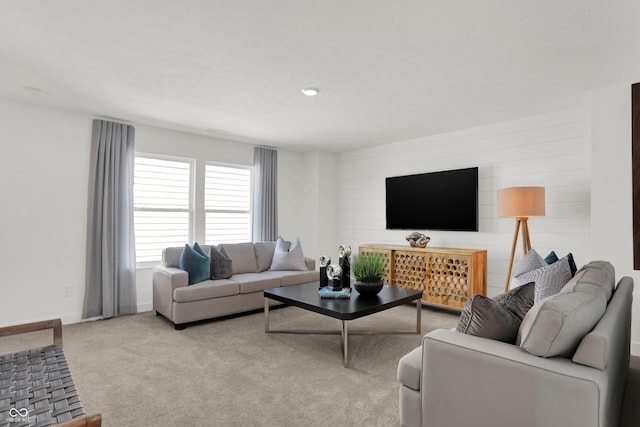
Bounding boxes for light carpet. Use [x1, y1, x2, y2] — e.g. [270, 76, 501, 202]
[1, 305, 459, 427]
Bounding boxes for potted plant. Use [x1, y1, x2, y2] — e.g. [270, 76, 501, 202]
[351, 253, 386, 296]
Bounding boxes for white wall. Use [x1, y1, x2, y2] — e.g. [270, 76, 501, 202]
[277, 150, 313, 252]
[0, 99, 92, 325]
[296, 151, 339, 262]
[0, 99, 308, 325]
[338, 107, 592, 298]
[591, 83, 640, 354]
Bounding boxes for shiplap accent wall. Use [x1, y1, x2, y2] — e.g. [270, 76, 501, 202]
[338, 107, 591, 297]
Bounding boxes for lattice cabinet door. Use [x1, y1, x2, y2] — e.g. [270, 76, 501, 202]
[392, 250, 428, 293]
[425, 252, 473, 310]
[358, 244, 487, 311]
[358, 247, 393, 285]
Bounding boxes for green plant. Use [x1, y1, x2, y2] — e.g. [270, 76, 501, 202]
[351, 253, 386, 283]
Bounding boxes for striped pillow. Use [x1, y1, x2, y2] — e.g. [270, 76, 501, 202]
[513, 256, 572, 302]
[510, 249, 545, 290]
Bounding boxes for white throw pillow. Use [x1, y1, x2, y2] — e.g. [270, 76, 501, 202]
[269, 237, 308, 271]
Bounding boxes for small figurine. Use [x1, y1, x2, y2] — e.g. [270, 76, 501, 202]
[319, 256, 331, 267]
[406, 232, 430, 248]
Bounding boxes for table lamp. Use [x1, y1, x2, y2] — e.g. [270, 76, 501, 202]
[498, 186, 545, 292]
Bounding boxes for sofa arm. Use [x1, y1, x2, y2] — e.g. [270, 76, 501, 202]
[304, 257, 316, 270]
[153, 265, 188, 291]
[152, 265, 188, 318]
[419, 329, 607, 427]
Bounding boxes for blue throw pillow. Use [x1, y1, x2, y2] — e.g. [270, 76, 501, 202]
[179, 243, 210, 285]
[193, 242, 208, 257]
[544, 251, 559, 265]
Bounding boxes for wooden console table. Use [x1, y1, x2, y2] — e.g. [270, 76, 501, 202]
[359, 244, 487, 311]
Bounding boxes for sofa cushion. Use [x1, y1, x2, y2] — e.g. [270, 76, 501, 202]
[509, 249, 545, 289]
[270, 237, 308, 271]
[397, 346, 423, 391]
[563, 261, 615, 302]
[518, 290, 607, 357]
[210, 245, 233, 280]
[492, 282, 534, 320]
[163, 247, 182, 268]
[219, 242, 259, 274]
[581, 260, 615, 278]
[173, 279, 240, 303]
[456, 295, 521, 343]
[230, 273, 281, 294]
[179, 244, 211, 285]
[260, 270, 320, 287]
[572, 277, 632, 370]
[514, 256, 572, 302]
[255, 242, 276, 272]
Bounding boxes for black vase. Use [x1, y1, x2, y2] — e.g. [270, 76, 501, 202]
[319, 266, 328, 289]
[339, 256, 351, 288]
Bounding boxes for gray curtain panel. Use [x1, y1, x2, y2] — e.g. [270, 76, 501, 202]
[252, 146, 278, 241]
[82, 119, 137, 319]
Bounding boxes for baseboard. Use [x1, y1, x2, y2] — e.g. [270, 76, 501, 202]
[2, 303, 155, 328]
[632, 341, 640, 357]
[137, 302, 153, 313]
[62, 302, 153, 325]
[62, 312, 87, 325]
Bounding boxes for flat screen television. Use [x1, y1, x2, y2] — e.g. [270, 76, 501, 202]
[385, 167, 478, 231]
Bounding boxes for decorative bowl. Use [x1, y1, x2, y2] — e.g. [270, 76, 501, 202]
[354, 281, 384, 297]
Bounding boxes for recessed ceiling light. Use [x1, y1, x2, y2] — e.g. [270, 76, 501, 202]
[301, 87, 319, 96]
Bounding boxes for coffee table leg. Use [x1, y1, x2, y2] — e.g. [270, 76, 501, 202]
[341, 320, 348, 368]
[264, 298, 270, 333]
[416, 300, 422, 335]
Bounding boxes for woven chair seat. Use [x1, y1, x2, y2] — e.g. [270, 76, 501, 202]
[0, 345, 86, 427]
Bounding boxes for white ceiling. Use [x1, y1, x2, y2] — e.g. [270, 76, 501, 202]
[1, 1, 639, 153]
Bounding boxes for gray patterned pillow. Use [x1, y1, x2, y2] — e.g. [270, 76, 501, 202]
[509, 249, 545, 289]
[210, 246, 233, 280]
[513, 256, 572, 302]
[493, 282, 535, 320]
[457, 295, 522, 343]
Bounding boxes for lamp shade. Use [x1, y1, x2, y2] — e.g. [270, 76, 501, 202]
[497, 187, 545, 218]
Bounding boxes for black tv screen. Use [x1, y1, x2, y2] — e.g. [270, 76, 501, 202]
[385, 167, 478, 231]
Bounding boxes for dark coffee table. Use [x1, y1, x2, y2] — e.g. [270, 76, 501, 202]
[264, 281, 423, 367]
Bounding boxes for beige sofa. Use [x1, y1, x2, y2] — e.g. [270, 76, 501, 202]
[398, 261, 633, 427]
[153, 242, 318, 329]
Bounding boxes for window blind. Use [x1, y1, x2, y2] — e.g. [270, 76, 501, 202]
[134, 155, 191, 263]
[205, 164, 251, 244]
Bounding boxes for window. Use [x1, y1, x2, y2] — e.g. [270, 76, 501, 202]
[134, 155, 192, 263]
[205, 163, 252, 244]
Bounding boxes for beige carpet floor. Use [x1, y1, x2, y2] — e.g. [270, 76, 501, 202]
[1, 305, 457, 426]
[2, 306, 640, 427]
